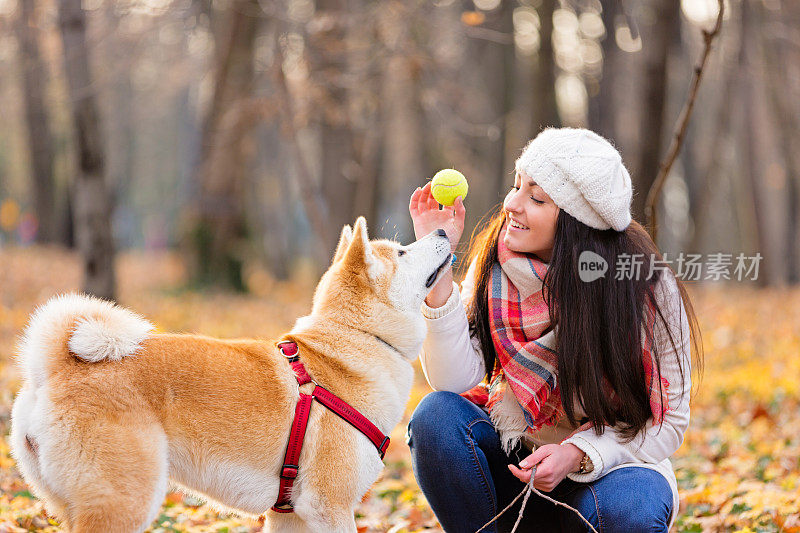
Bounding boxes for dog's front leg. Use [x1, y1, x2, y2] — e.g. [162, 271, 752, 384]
[264, 509, 357, 533]
[301, 510, 358, 533]
[263, 511, 316, 533]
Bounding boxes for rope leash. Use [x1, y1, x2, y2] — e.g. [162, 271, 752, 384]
[474, 465, 599, 533]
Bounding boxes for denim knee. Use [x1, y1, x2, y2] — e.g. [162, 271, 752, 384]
[561, 486, 600, 531]
[602, 499, 670, 532]
[595, 468, 673, 532]
[406, 390, 471, 449]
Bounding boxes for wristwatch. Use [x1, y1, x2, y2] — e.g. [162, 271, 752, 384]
[577, 452, 594, 474]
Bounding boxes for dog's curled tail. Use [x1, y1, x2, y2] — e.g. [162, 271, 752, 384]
[17, 293, 154, 387]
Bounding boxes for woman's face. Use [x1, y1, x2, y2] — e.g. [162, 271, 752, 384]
[502, 170, 560, 262]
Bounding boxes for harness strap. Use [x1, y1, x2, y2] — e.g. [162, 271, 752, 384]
[290, 360, 313, 386]
[271, 340, 390, 514]
[312, 386, 390, 458]
[272, 392, 313, 513]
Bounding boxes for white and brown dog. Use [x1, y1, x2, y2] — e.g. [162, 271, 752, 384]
[9, 217, 453, 532]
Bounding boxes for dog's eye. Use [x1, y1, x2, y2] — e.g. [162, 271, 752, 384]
[398, 249, 406, 257]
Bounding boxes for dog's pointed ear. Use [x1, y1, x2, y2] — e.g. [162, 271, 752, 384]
[342, 216, 381, 281]
[346, 216, 370, 260]
[333, 224, 353, 264]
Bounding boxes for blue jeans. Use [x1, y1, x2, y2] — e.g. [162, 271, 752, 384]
[407, 391, 673, 533]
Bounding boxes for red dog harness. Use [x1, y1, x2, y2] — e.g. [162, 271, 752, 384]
[271, 340, 390, 513]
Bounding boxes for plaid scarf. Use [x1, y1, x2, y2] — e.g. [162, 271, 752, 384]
[462, 224, 670, 449]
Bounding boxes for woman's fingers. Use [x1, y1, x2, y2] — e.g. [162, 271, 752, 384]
[413, 181, 466, 223]
[420, 182, 437, 210]
[455, 196, 465, 219]
[510, 463, 556, 491]
[446, 196, 464, 223]
[422, 183, 440, 211]
[409, 187, 420, 215]
[413, 186, 428, 215]
[417, 181, 429, 203]
[520, 444, 557, 469]
[413, 182, 431, 212]
[508, 464, 531, 483]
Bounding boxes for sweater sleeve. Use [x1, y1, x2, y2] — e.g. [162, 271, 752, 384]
[418, 258, 487, 393]
[562, 269, 692, 482]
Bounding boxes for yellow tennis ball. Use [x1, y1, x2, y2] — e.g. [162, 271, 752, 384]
[430, 169, 468, 207]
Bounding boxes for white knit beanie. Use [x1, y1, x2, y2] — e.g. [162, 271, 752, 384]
[514, 127, 633, 232]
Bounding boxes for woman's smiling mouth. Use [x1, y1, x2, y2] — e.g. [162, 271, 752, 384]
[509, 218, 529, 230]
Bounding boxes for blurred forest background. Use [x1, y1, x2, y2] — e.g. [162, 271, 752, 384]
[0, 0, 797, 295]
[1, 0, 800, 532]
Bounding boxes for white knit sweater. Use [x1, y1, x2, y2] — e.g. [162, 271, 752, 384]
[418, 257, 692, 530]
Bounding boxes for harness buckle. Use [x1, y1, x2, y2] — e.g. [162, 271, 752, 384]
[378, 436, 390, 459]
[271, 503, 294, 513]
[280, 464, 299, 480]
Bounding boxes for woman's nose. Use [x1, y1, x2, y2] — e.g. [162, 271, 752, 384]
[504, 190, 522, 213]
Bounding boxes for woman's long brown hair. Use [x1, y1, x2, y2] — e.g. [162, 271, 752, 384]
[458, 204, 704, 442]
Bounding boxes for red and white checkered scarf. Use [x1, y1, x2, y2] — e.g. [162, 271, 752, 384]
[462, 224, 670, 447]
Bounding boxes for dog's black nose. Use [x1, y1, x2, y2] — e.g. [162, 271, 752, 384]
[436, 229, 447, 238]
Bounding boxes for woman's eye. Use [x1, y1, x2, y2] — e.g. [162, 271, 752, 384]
[398, 249, 406, 256]
[510, 186, 543, 204]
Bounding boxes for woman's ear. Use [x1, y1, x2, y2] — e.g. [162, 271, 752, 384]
[332, 224, 353, 264]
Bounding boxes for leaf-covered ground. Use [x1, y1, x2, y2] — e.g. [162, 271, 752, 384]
[0, 247, 797, 532]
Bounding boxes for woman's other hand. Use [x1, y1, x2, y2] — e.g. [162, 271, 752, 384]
[507, 443, 585, 492]
[409, 181, 465, 252]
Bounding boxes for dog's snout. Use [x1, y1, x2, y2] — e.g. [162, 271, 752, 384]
[436, 229, 447, 238]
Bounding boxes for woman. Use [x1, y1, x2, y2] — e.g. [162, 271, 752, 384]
[406, 127, 702, 532]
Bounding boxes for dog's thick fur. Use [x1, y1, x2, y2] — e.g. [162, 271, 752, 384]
[9, 217, 452, 532]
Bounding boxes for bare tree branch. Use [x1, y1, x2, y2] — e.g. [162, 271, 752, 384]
[645, 0, 725, 243]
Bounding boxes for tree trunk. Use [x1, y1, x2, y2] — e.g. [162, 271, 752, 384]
[378, 51, 421, 243]
[761, 0, 800, 283]
[306, 0, 358, 257]
[631, 0, 680, 227]
[739, 0, 772, 286]
[99, 1, 137, 247]
[58, 0, 116, 300]
[349, 0, 383, 239]
[530, 0, 560, 134]
[190, 0, 261, 290]
[255, 24, 292, 281]
[257, 117, 292, 281]
[377, 2, 423, 244]
[460, 0, 515, 234]
[16, 0, 57, 243]
[588, 0, 619, 139]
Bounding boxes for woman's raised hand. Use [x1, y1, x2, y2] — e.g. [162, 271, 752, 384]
[409, 181, 466, 252]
